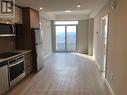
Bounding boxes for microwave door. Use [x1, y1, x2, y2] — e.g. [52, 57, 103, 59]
[0, 24, 15, 36]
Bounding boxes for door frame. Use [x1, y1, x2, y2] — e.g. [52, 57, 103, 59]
[100, 15, 109, 78]
[55, 25, 77, 52]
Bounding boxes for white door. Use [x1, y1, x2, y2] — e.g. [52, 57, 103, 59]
[100, 15, 108, 78]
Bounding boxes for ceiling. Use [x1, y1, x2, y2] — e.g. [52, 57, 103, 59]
[15, 0, 109, 19]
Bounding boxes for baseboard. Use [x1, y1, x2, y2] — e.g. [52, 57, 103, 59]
[43, 52, 52, 60]
[105, 79, 115, 95]
[94, 59, 115, 95]
[94, 60, 101, 71]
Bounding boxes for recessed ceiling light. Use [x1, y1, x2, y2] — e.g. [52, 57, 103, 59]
[77, 5, 81, 8]
[40, 7, 43, 10]
[65, 10, 71, 13]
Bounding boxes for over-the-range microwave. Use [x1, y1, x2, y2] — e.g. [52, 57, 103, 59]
[0, 23, 15, 36]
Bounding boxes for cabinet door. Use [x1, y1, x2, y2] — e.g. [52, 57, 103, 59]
[30, 9, 35, 28]
[0, 65, 9, 95]
[24, 52, 33, 75]
[15, 7, 23, 23]
[30, 9, 39, 28]
[34, 11, 40, 28]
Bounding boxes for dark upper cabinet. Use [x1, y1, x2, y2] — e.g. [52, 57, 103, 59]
[30, 8, 39, 28]
[16, 7, 40, 50]
[22, 7, 40, 29]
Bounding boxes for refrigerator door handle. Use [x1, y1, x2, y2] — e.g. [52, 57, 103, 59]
[35, 43, 43, 45]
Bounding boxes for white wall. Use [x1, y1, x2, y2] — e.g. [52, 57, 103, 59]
[93, 0, 127, 95]
[40, 17, 52, 58]
[88, 18, 94, 56]
[55, 14, 90, 20]
[51, 20, 92, 54]
[77, 20, 89, 54]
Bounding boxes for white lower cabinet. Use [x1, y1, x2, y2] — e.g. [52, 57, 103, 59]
[0, 63, 9, 95]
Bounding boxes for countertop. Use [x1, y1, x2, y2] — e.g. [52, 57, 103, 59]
[0, 50, 32, 63]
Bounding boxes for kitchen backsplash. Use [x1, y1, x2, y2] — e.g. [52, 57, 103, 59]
[0, 6, 22, 24]
[0, 37, 15, 52]
[0, 6, 22, 52]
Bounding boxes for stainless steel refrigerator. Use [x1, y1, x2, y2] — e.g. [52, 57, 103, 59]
[31, 28, 43, 72]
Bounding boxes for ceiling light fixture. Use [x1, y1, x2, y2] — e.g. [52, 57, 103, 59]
[40, 7, 43, 10]
[65, 10, 71, 13]
[77, 5, 81, 8]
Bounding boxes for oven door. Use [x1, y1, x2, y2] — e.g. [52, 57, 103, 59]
[9, 59, 25, 87]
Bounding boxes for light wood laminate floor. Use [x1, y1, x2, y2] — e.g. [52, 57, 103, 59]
[7, 53, 106, 95]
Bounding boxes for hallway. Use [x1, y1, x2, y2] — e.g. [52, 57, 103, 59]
[7, 53, 106, 95]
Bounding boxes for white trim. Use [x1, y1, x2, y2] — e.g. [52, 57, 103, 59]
[102, 15, 108, 20]
[94, 59, 101, 71]
[96, 62, 100, 70]
[105, 79, 115, 95]
[100, 14, 109, 76]
[0, 34, 15, 37]
[43, 52, 52, 60]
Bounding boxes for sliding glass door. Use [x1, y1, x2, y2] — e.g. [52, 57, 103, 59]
[55, 25, 77, 52]
[56, 26, 66, 51]
[66, 26, 76, 51]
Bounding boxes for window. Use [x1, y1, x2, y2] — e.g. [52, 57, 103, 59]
[55, 21, 78, 25]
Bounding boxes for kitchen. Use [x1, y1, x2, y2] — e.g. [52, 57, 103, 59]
[0, 0, 117, 95]
[0, 3, 44, 95]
